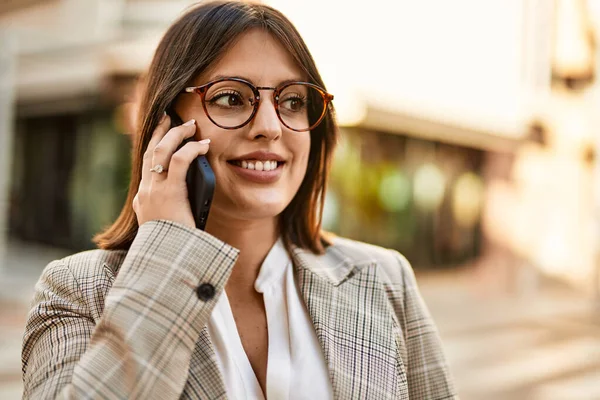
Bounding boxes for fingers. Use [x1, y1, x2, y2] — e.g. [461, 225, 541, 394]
[132, 114, 209, 229]
[141, 113, 172, 185]
[147, 112, 172, 151]
[167, 139, 211, 183]
[151, 119, 197, 179]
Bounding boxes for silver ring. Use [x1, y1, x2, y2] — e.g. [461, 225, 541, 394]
[150, 164, 167, 174]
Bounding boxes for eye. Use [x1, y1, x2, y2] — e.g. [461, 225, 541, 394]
[280, 95, 307, 112]
[209, 91, 245, 108]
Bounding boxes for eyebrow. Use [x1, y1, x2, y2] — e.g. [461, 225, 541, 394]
[206, 74, 307, 86]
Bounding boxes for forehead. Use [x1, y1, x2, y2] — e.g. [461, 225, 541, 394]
[198, 29, 306, 85]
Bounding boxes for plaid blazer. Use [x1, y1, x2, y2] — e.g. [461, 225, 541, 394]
[22, 220, 457, 399]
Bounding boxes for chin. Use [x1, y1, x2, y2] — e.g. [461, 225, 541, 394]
[239, 197, 287, 219]
[219, 204, 286, 222]
[215, 190, 290, 220]
[247, 206, 285, 220]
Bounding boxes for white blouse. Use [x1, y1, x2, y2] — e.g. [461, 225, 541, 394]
[207, 238, 334, 400]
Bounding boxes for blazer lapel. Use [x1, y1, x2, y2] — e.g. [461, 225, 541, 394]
[182, 246, 406, 399]
[293, 247, 405, 399]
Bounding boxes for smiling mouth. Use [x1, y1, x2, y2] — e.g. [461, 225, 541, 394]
[227, 160, 283, 171]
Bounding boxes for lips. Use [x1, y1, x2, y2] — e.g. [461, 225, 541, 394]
[227, 150, 286, 176]
[226, 151, 285, 183]
[229, 151, 285, 163]
[228, 162, 283, 183]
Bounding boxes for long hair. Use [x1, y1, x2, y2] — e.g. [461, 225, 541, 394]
[94, 1, 338, 254]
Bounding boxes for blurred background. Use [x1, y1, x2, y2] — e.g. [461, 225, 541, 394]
[1, 0, 600, 399]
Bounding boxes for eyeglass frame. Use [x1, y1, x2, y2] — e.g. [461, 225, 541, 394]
[182, 77, 334, 132]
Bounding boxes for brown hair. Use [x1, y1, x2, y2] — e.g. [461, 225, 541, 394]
[94, 0, 338, 254]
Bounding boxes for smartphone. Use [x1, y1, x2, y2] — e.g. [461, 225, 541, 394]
[167, 110, 216, 230]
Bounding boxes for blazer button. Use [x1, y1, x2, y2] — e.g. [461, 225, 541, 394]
[196, 283, 215, 301]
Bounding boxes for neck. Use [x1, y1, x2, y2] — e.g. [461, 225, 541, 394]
[205, 212, 279, 292]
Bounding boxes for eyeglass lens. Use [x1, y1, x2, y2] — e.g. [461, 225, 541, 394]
[203, 80, 325, 130]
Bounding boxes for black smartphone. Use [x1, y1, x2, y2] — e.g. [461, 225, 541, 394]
[167, 110, 216, 230]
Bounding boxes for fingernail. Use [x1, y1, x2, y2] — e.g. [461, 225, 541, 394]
[183, 119, 196, 126]
[198, 138, 211, 144]
[160, 111, 167, 122]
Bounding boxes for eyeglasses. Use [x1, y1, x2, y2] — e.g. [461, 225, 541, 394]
[182, 78, 334, 132]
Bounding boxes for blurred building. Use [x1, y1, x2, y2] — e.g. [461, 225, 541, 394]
[0, 0, 197, 250]
[275, 0, 600, 298]
[1, 0, 600, 299]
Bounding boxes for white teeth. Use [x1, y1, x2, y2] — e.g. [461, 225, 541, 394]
[235, 160, 279, 171]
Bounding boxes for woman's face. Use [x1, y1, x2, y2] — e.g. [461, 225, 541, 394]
[174, 29, 310, 222]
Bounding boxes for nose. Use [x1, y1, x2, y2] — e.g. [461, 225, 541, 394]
[247, 95, 282, 141]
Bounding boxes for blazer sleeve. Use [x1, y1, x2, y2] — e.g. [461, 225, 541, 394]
[22, 220, 239, 399]
[390, 251, 459, 400]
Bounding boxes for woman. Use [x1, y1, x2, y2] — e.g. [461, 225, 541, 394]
[22, 1, 457, 399]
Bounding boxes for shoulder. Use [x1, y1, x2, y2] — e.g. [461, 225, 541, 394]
[328, 236, 405, 266]
[323, 237, 426, 330]
[325, 236, 412, 284]
[43, 248, 127, 282]
[37, 248, 127, 319]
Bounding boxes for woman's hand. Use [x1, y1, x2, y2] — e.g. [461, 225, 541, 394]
[133, 114, 210, 229]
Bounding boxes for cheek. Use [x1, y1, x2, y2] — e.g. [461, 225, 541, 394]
[192, 123, 228, 164]
[193, 119, 218, 142]
[289, 137, 311, 187]
[295, 136, 311, 167]
[294, 153, 309, 180]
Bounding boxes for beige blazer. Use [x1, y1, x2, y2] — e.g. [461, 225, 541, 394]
[22, 220, 457, 399]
